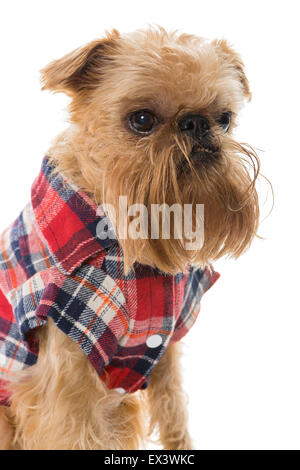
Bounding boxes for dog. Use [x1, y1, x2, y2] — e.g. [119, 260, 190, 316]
[0, 26, 260, 449]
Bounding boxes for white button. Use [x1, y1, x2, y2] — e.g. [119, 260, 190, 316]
[114, 387, 126, 394]
[146, 334, 163, 348]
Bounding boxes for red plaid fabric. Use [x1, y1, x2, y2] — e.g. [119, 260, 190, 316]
[0, 157, 220, 404]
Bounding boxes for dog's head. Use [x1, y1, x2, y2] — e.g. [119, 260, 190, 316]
[41, 26, 260, 274]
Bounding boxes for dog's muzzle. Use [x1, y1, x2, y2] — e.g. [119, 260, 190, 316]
[190, 144, 215, 160]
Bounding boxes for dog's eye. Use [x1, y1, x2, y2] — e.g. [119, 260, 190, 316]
[129, 110, 157, 134]
[217, 112, 232, 132]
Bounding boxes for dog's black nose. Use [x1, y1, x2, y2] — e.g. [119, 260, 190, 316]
[178, 114, 210, 138]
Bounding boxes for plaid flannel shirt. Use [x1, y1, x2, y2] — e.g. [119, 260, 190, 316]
[0, 157, 220, 405]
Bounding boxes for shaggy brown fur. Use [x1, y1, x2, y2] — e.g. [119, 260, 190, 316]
[2, 321, 189, 450]
[0, 26, 261, 449]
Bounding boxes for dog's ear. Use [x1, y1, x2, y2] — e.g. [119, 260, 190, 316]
[40, 30, 120, 96]
[212, 39, 251, 101]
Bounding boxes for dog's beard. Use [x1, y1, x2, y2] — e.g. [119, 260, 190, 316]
[98, 135, 260, 275]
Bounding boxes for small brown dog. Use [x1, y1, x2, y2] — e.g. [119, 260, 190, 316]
[0, 26, 260, 449]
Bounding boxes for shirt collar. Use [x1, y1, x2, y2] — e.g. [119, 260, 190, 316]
[31, 157, 116, 275]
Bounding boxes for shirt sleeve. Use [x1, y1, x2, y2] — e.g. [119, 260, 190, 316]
[171, 265, 220, 343]
[44, 263, 129, 376]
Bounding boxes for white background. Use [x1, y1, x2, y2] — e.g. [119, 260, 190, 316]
[0, 0, 299, 450]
